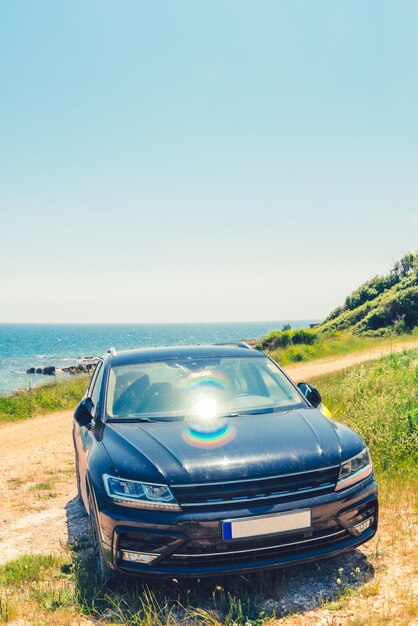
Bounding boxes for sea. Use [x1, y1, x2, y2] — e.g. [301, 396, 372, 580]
[0, 321, 317, 396]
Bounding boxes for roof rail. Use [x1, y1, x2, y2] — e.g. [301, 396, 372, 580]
[106, 347, 117, 356]
[215, 341, 254, 350]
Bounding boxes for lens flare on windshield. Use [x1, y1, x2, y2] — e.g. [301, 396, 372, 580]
[182, 381, 236, 448]
[190, 395, 219, 421]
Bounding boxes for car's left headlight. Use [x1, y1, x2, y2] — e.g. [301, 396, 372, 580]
[103, 474, 181, 511]
[336, 448, 373, 491]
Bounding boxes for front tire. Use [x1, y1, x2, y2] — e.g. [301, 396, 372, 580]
[88, 492, 115, 585]
[75, 455, 84, 508]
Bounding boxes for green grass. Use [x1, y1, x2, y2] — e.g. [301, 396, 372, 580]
[0, 555, 64, 588]
[70, 546, 279, 625]
[311, 348, 418, 479]
[0, 376, 89, 424]
[266, 329, 418, 366]
[0, 550, 279, 625]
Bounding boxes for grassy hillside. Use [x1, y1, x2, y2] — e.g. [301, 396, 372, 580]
[257, 252, 418, 361]
[318, 252, 418, 336]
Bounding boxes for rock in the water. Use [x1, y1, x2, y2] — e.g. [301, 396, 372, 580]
[27, 366, 57, 375]
[27, 358, 98, 376]
[62, 359, 98, 375]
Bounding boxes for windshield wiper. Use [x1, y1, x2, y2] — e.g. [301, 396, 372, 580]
[221, 407, 292, 418]
[107, 416, 152, 423]
[221, 409, 273, 418]
[108, 415, 184, 423]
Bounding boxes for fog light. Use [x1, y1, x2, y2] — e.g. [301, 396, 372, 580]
[354, 517, 373, 534]
[120, 550, 159, 564]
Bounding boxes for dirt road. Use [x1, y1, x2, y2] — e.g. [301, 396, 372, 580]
[0, 409, 87, 565]
[284, 338, 418, 381]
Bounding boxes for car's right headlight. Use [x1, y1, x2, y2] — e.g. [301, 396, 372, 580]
[103, 474, 181, 511]
[336, 447, 373, 491]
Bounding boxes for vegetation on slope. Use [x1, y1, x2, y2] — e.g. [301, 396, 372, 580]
[257, 252, 418, 359]
[319, 251, 418, 336]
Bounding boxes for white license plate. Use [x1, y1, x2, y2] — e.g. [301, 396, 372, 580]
[222, 509, 311, 540]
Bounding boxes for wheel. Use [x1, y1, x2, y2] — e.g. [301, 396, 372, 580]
[88, 492, 115, 585]
[75, 455, 84, 508]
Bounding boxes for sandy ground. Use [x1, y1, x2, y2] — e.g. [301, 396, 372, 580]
[0, 340, 417, 624]
[0, 410, 88, 565]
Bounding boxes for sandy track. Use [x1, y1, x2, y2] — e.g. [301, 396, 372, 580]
[0, 340, 417, 565]
[284, 338, 418, 381]
[0, 410, 87, 565]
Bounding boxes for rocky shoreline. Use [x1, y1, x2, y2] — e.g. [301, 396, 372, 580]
[26, 357, 99, 376]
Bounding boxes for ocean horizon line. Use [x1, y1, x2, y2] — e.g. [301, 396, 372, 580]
[0, 319, 321, 325]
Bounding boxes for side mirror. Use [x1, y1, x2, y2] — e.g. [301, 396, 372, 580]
[74, 397, 94, 427]
[297, 382, 322, 409]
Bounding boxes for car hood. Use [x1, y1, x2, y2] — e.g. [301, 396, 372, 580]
[102, 408, 365, 484]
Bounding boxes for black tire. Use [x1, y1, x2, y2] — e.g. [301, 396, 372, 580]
[88, 492, 115, 585]
[75, 455, 84, 508]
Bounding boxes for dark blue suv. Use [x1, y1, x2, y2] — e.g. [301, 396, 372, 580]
[73, 344, 378, 581]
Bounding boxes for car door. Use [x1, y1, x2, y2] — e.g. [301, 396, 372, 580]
[74, 360, 105, 505]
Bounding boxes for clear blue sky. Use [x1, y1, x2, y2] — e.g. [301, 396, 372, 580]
[0, 1, 417, 323]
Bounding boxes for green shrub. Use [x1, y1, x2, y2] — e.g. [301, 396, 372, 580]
[271, 331, 292, 349]
[257, 328, 318, 351]
[291, 329, 316, 345]
[394, 318, 408, 335]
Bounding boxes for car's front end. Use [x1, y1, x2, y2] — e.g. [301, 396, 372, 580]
[95, 466, 377, 578]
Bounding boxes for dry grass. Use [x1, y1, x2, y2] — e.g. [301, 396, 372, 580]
[5, 465, 75, 518]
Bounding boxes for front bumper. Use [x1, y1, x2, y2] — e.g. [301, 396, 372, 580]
[96, 476, 378, 578]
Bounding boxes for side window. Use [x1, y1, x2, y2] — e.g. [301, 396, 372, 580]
[90, 363, 104, 418]
[258, 363, 301, 403]
[87, 362, 101, 397]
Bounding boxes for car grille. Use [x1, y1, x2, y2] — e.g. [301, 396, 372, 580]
[172, 465, 340, 509]
[166, 526, 351, 568]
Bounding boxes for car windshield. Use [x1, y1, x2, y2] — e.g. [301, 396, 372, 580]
[106, 355, 305, 421]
